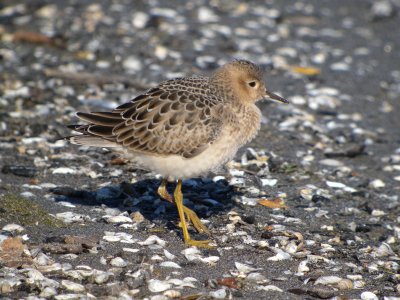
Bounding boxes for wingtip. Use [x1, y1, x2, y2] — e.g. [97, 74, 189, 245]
[75, 111, 86, 118]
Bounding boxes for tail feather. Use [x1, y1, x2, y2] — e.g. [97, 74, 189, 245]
[67, 135, 120, 148]
[87, 125, 114, 137]
[67, 110, 126, 148]
[76, 111, 122, 126]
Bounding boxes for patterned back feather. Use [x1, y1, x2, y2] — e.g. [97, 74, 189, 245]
[69, 77, 223, 158]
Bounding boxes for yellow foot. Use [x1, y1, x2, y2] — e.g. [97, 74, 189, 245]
[158, 178, 211, 235]
[182, 206, 210, 235]
[185, 238, 215, 249]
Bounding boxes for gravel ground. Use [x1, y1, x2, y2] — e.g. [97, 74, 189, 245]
[1, 0, 400, 299]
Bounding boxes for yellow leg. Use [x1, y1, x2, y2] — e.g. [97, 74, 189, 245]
[157, 179, 174, 203]
[173, 180, 213, 248]
[157, 179, 210, 235]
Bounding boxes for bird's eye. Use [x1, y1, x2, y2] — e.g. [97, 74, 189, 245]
[248, 81, 257, 88]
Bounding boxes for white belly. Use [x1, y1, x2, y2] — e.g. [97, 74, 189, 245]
[124, 132, 240, 180]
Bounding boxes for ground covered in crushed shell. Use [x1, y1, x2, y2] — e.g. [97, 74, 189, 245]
[0, 0, 400, 299]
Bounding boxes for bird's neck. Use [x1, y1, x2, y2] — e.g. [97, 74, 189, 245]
[210, 77, 242, 105]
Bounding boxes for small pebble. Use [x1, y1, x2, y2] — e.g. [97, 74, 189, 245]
[148, 279, 172, 293]
[110, 257, 128, 267]
[61, 280, 85, 293]
[52, 167, 77, 175]
[209, 288, 226, 299]
[159, 261, 181, 269]
[2, 224, 25, 232]
[368, 179, 385, 189]
[371, 0, 394, 20]
[361, 291, 378, 300]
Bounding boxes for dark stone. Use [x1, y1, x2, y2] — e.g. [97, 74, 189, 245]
[288, 285, 336, 299]
[242, 214, 256, 224]
[50, 186, 91, 198]
[2, 165, 37, 178]
[261, 231, 273, 239]
[324, 144, 365, 158]
[311, 195, 330, 203]
[355, 224, 371, 233]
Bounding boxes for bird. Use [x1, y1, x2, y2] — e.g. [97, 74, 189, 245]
[66, 59, 289, 248]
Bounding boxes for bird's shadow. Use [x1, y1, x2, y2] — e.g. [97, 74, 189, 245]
[51, 178, 237, 232]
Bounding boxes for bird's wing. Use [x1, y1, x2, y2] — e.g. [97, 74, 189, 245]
[69, 77, 223, 158]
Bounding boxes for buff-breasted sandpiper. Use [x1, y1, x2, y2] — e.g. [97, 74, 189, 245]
[67, 59, 289, 248]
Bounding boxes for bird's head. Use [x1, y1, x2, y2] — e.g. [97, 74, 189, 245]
[212, 59, 289, 105]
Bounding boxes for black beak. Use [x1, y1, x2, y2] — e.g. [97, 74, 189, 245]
[265, 90, 289, 104]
